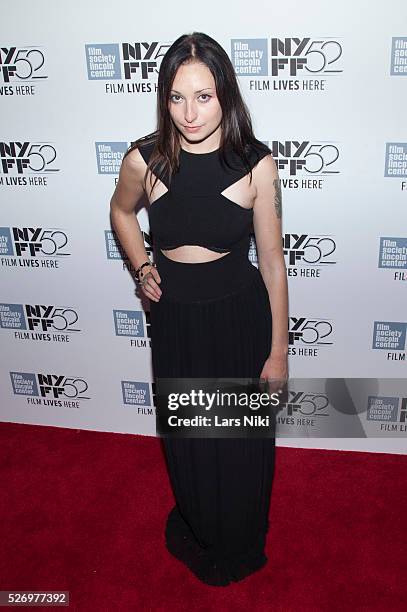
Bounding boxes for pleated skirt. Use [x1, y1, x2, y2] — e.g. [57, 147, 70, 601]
[149, 247, 276, 586]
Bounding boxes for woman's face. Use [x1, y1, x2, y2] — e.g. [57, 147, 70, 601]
[168, 61, 223, 145]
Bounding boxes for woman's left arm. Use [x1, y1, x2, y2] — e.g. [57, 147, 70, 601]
[252, 153, 289, 383]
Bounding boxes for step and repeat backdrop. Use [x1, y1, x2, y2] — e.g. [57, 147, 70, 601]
[1, 1, 406, 453]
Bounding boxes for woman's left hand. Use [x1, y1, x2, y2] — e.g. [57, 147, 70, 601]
[259, 352, 288, 394]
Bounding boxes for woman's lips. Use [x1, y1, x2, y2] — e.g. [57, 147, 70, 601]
[184, 125, 202, 132]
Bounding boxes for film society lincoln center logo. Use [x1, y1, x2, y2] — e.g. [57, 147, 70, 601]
[372, 321, 406, 361]
[95, 142, 127, 175]
[367, 395, 407, 431]
[384, 143, 407, 191]
[390, 37, 407, 75]
[378, 237, 407, 283]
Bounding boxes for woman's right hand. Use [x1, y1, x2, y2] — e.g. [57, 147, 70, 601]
[139, 265, 162, 302]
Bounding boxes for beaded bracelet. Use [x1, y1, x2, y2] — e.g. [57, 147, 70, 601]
[135, 259, 155, 282]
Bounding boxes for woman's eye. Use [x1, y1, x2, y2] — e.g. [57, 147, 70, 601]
[169, 94, 212, 103]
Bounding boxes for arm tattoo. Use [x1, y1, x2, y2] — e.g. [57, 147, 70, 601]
[273, 178, 282, 219]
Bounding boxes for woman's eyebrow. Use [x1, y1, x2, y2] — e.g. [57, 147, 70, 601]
[170, 88, 215, 94]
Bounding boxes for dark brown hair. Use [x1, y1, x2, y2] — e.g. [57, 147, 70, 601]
[123, 31, 269, 198]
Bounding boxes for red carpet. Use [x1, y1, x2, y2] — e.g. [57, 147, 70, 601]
[0, 421, 405, 611]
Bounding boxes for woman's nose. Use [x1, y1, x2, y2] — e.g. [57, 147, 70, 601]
[184, 102, 198, 123]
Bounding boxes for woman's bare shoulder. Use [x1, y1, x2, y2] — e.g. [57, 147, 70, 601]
[125, 133, 157, 168]
[115, 153, 144, 201]
[123, 146, 145, 170]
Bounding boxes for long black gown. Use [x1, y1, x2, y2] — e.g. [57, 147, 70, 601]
[140, 136, 277, 586]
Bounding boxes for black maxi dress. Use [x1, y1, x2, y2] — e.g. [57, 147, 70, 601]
[140, 137, 277, 587]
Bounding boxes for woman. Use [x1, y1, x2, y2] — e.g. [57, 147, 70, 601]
[110, 32, 289, 586]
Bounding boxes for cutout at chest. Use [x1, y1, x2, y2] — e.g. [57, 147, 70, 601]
[146, 170, 169, 205]
[145, 168, 256, 211]
[220, 172, 256, 210]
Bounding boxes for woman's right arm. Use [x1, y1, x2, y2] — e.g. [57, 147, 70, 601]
[109, 147, 162, 301]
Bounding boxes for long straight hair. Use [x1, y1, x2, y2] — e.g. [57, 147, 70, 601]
[123, 32, 269, 198]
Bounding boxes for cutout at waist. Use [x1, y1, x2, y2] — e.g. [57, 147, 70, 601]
[160, 246, 230, 264]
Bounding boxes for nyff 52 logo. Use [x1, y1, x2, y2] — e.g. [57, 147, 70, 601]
[0, 304, 80, 333]
[289, 316, 333, 345]
[270, 37, 343, 76]
[0, 227, 70, 258]
[0, 142, 59, 174]
[10, 372, 90, 400]
[283, 234, 337, 266]
[0, 46, 48, 82]
[271, 141, 340, 176]
[283, 389, 330, 417]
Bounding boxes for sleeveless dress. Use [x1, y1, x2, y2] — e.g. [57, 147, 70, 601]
[138, 137, 276, 587]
